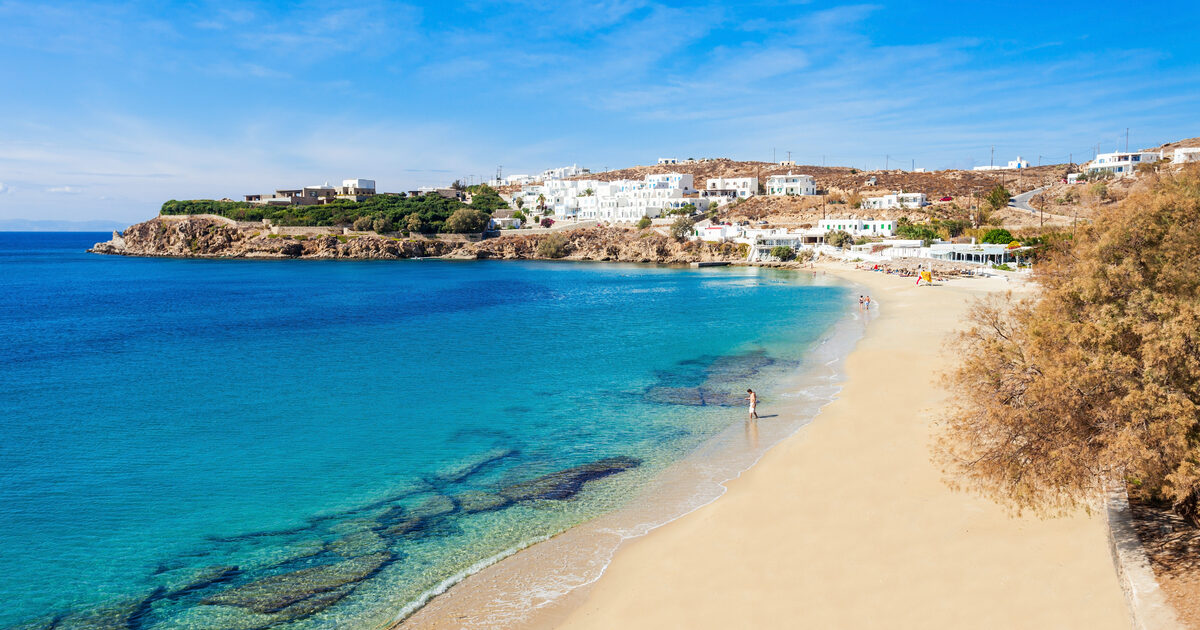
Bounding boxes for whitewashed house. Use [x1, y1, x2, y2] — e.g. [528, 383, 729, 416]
[1172, 148, 1200, 164]
[862, 193, 926, 209]
[765, 173, 816, 196]
[1085, 151, 1161, 176]
[517, 173, 706, 223]
[704, 177, 758, 199]
[658, 158, 678, 165]
[817, 219, 895, 237]
[973, 156, 1030, 171]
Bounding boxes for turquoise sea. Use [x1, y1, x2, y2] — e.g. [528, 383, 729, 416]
[0, 232, 856, 629]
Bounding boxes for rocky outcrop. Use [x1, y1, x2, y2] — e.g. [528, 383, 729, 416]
[449, 227, 747, 264]
[89, 217, 454, 260]
[200, 552, 391, 615]
[500, 456, 642, 502]
[89, 217, 748, 264]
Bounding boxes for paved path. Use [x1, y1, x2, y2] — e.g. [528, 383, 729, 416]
[1010, 187, 1045, 213]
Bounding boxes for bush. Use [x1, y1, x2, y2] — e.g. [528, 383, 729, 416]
[407, 213, 427, 233]
[512, 210, 527, 223]
[372, 217, 393, 233]
[537, 233, 568, 259]
[769, 246, 796, 261]
[937, 168, 1200, 525]
[981, 228, 1014, 244]
[540, 217, 555, 228]
[445, 208, 491, 233]
[825, 230, 852, 248]
[353, 216, 373, 231]
[670, 216, 696, 242]
[1091, 182, 1109, 201]
[635, 216, 652, 229]
[984, 184, 1012, 213]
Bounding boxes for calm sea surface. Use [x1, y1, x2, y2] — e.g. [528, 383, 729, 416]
[0, 232, 853, 628]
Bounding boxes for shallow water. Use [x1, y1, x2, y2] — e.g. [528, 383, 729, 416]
[0, 233, 852, 628]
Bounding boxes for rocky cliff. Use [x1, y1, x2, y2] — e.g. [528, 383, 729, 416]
[89, 217, 456, 259]
[449, 227, 747, 263]
[90, 217, 749, 265]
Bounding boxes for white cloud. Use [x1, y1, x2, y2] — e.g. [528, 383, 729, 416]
[46, 185, 83, 194]
[0, 182, 9, 194]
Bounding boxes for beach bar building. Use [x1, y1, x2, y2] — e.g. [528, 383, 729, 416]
[927, 243, 1029, 266]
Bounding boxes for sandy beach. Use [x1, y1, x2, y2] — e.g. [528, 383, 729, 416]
[400, 266, 1131, 629]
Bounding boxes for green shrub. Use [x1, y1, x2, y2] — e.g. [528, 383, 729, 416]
[636, 216, 652, 229]
[537, 233, 569, 259]
[445, 208, 490, 233]
[769, 245, 796, 261]
[670, 216, 696, 242]
[353, 216, 373, 231]
[826, 230, 852, 248]
[981, 228, 1014, 244]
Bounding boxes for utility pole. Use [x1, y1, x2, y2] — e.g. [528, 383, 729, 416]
[822, 155, 826, 167]
[911, 158, 915, 172]
[773, 148, 776, 163]
[1125, 128, 1130, 152]
[1038, 155, 1041, 166]
[786, 150, 792, 162]
[885, 154, 889, 169]
[990, 145, 995, 168]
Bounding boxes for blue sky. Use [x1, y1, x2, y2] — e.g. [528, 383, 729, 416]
[1, 0, 1198, 223]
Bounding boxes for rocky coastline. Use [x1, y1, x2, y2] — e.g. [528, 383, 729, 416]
[89, 216, 750, 265]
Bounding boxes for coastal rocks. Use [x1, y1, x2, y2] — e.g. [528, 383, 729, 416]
[53, 586, 165, 630]
[328, 530, 389, 558]
[455, 490, 512, 514]
[450, 227, 746, 265]
[500, 456, 642, 502]
[88, 217, 456, 260]
[90, 217, 747, 264]
[164, 565, 241, 599]
[201, 552, 390, 615]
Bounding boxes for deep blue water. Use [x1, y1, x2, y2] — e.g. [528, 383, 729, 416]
[0, 232, 851, 628]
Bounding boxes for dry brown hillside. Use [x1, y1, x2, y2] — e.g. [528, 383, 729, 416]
[1144, 135, 1200, 154]
[566, 158, 1067, 198]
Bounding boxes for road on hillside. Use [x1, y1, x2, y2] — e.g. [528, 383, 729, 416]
[1010, 187, 1045, 213]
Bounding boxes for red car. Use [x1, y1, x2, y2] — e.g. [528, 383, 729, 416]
[939, 196, 953, 202]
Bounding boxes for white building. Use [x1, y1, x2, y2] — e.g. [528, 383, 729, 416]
[861, 192, 926, 209]
[817, 219, 895, 237]
[541, 164, 589, 180]
[1172, 148, 1200, 164]
[765, 173, 816, 196]
[658, 158, 678, 165]
[704, 177, 758, 199]
[973, 156, 1030, 171]
[1086, 151, 1162, 176]
[516, 173, 706, 223]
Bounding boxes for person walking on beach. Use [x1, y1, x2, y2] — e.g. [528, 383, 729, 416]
[865, 295, 872, 309]
[746, 388, 759, 419]
[858, 295, 864, 310]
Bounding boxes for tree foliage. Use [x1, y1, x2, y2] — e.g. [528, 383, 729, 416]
[635, 216, 652, 229]
[980, 228, 1014, 244]
[161, 194, 473, 233]
[670, 216, 695, 242]
[769, 245, 796, 261]
[937, 169, 1200, 524]
[983, 184, 1012, 213]
[825, 230, 852, 248]
[445, 208, 491, 233]
[465, 184, 510, 212]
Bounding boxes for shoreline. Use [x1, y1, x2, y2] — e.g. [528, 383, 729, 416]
[388, 269, 870, 629]
[394, 264, 1131, 629]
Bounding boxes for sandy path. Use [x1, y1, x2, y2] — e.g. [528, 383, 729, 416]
[554, 268, 1129, 629]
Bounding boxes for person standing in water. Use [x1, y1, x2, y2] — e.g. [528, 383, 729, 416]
[746, 388, 758, 419]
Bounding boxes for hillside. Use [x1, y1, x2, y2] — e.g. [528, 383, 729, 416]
[566, 158, 1068, 198]
[1144, 135, 1200, 154]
